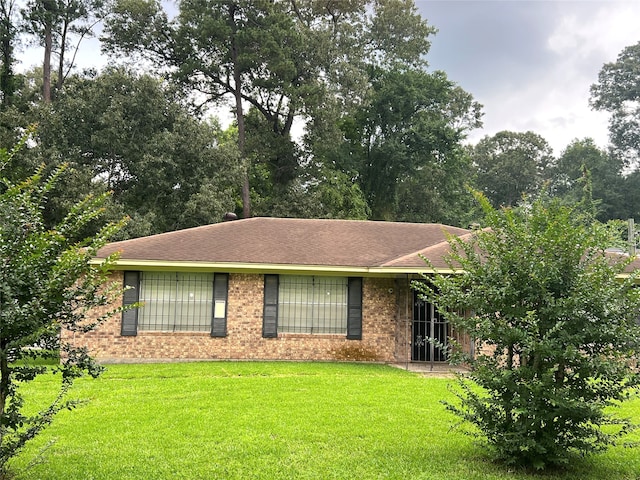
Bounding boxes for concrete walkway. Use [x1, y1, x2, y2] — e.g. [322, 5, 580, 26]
[389, 362, 468, 377]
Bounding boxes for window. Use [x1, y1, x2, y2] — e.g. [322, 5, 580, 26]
[278, 276, 348, 334]
[138, 272, 214, 332]
[263, 275, 361, 339]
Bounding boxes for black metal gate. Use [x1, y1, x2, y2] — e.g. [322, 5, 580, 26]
[412, 292, 448, 362]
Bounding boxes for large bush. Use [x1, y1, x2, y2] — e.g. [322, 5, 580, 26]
[0, 133, 128, 476]
[415, 192, 640, 469]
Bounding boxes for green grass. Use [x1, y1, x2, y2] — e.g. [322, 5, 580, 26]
[9, 362, 640, 479]
[11, 349, 60, 367]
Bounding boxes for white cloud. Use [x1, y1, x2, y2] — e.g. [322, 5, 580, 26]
[464, 1, 640, 155]
[548, 2, 640, 61]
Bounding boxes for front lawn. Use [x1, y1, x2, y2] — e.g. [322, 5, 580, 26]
[10, 362, 640, 479]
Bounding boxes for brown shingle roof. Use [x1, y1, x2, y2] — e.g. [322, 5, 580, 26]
[97, 217, 469, 270]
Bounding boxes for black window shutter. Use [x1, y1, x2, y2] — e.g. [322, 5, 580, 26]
[347, 277, 363, 340]
[211, 273, 229, 337]
[263, 274, 279, 338]
[121, 271, 140, 336]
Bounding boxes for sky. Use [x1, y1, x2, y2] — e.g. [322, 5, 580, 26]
[17, 0, 640, 157]
[418, 0, 640, 155]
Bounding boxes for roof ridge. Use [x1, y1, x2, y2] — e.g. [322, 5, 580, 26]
[111, 218, 460, 246]
[251, 217, 455, 228]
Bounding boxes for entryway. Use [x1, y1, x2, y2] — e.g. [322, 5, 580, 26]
[412, 291, 448, 362]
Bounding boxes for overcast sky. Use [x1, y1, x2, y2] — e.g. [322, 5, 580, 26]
[418, 0, 640, 155]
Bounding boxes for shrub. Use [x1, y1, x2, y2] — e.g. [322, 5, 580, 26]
[0, 131, 129, 476]
[415, 192, 640, 469]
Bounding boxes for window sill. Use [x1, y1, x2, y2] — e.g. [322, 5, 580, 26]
[137, 331, 211, 336]
[277, 333, 347, 339]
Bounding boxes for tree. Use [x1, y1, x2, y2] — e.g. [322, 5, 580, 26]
[22, 0, 105, 102]
[414, 192, 640, 469]
[0, 68, 52, 181]
[394, 145, 479, 227]
[329, 68, 482, 221]
[34, 67, 242, 237]
[0, 131, 129, 475]
[550, 138, 625, 221]
[617, 170, 640, 225]
[591, 41, 640, 167]
[470, 131, 554, 208]
[102, 0, 437, 218]
[0, 0, 18, 107]
[243, 106, 300, 215]
[103, 0, 313, 217]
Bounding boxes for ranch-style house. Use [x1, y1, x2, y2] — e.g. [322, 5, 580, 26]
[67, 217, 477, 365]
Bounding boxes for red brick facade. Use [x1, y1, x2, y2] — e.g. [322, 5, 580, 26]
[65, 272, 410, 363]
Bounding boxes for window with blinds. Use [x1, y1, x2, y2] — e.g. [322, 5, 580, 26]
[277, 276, 348, 334]
[138, 272, 214, 332]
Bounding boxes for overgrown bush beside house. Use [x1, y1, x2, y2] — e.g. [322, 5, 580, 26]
[0, 135, 130, 477]
[416, 192, 640, 470]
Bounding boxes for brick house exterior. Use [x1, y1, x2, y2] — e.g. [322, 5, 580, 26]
[66, 217, 472, 364]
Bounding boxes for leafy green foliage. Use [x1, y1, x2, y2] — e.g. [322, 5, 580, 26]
[34, 67, 241, 237]
[470, 131, 555, 208]
[591, 41, 640, 167]
[103, 0, 479, 218]
[0, 0, 19, 108]
[0, 131, 129, 475]
[21, 0, 107, 101]
[415, 192, 640, 469]
[551, 138, 625, 221]
[331, 68, 482, 221]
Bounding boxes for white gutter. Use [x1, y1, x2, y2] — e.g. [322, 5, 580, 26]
[89, 258, 460, 276]
[90, 258, 636, 280]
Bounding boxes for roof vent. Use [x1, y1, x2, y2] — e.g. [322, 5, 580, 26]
[223, 212, 238, 221]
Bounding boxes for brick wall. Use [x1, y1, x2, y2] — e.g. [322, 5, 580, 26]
[393, 277, 413, 363]
[64, 272, 400, 363]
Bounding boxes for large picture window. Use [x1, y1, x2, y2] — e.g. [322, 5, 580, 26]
[138, 272, 214, 332]
[278, 276, 348, 334]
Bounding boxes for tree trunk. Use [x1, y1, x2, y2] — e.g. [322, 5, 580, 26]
[43, 19, 52, 103]
[555, 361, 565, 385]
[0, 39, 12, 107]
[229, 5, 250, 218]
[0, 342, 8, 433]
[57, 19, 68, 91]
[237, 78, 250, 218]
[0, 0, 14, 108]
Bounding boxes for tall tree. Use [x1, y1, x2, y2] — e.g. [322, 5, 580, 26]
[243, 106, 300, 215]
[551, 138, 625, 221]
[617, 170, 640, 224]
[22, 0, 105, 102]
[102, 0, 437, 218]
[415, 192, 640, 469]
[470, 130, 554, 208]
[35, 68, 242, 237]
[591, 41, 640, 167]
[0, 68, 48, 177]
[333, 68, 482, 221]
[394, 145, 479, 226]
[0, 0, 18, 107]
[104, 0, 307, 217]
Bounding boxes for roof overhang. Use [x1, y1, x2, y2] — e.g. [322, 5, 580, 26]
[89, 258, 460, 277]
[90, 258, 638, 281]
